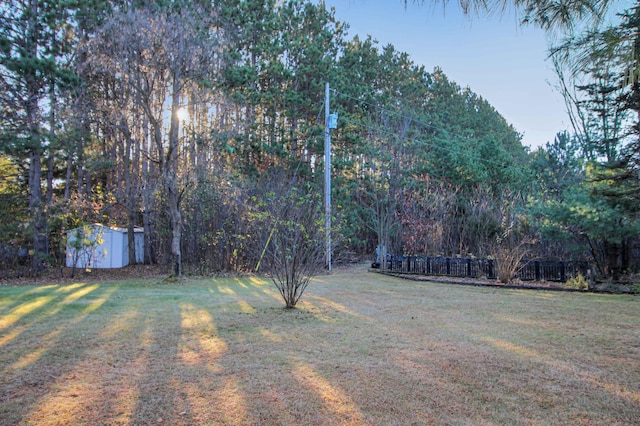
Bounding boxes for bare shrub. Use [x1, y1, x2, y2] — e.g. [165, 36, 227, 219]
[490, 211, 533, 284]
[492, 238, 531, 284]
[250, 182, 325, 308]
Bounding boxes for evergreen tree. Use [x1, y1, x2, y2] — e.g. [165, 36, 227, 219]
[0, 0, 81, 271]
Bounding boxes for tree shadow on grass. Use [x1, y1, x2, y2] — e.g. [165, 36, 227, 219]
[4, 277, 637, 424]
[0, 283, 120, 424]
[0, 277, 308, 424]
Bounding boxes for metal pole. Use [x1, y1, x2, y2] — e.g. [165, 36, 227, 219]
[324, 82, 332, 271]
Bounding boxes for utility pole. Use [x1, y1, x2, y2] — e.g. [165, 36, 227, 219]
[324, 82, 332, 271]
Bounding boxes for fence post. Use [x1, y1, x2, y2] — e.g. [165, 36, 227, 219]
[535, 260, 540, 281]
[560, 262, 566, 282]
[467, 258, 472, 277]
[488, 259, 495, 280]
[446, 257, 451, 275]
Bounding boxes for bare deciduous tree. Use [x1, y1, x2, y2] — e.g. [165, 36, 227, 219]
[86, 4, 220, 276]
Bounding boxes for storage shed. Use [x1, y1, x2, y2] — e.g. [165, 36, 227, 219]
[66, 224, 144, 269]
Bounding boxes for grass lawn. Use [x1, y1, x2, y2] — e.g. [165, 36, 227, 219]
[1, 266, 639, 425]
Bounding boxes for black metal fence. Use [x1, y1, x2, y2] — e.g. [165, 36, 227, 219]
[377, 254, 589, 283]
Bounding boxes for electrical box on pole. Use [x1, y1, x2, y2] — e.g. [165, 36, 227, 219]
[328, 112, 338, 129]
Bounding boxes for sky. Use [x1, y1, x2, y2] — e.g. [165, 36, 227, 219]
[321, 0, 569, 149]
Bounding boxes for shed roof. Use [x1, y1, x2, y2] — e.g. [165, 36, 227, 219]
[66, 224, 144, 234]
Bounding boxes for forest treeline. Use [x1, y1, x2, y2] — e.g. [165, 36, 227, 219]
[1, 0, 639, 280]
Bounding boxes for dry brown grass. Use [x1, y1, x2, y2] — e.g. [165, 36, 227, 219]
[1, 264, 639, 425]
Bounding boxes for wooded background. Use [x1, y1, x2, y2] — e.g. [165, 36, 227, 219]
[1, 0, 639, 280]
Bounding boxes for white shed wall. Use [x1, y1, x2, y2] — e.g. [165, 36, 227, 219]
[66, 225, 144, 269]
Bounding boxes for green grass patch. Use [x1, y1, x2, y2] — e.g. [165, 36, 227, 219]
[1, 271, 638, 425]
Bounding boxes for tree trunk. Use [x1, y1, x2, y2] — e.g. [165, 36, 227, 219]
[605, 240, 621, 281]
[122, 119, 137, 265]
[166, 76, 183, 276]
[169, 196, 182, 275]
[141, 116, 155, 265]
[46, 153, 54, 204]
[29, 152, 47, 272]
[64, 156, 72, 200]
